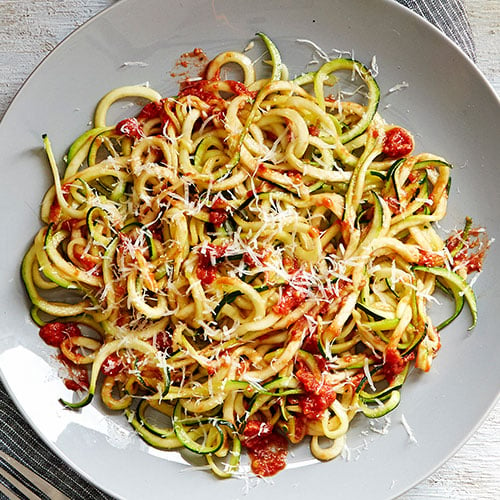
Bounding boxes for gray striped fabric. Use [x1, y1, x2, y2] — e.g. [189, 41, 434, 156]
[0, 1, 476, 499]
[397, 0, 476, 59]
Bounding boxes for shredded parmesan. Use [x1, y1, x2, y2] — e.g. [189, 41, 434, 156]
[121, 61, 149, 68]
[387, 81, 409, 93]
[401, 413, 418, 444]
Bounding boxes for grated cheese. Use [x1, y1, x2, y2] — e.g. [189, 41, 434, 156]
[363, 357, 377, 392]
[401, 413, 418, 444]
[296, 38, 330, 62]
[387, 81, 409, 93]
[121, 61, 149, 68]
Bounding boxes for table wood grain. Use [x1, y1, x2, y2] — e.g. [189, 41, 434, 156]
[0, 1, 498, 499]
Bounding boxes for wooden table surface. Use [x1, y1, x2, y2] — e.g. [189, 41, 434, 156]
[0, 1, 498, 499]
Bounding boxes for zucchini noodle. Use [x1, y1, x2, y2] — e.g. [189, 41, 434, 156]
[22, 33, 487, 478]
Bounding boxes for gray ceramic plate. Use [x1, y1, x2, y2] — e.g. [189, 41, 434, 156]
[0, 1, 499, 499]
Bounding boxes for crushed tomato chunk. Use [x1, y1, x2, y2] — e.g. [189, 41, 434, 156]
[242, 421, 288, 477]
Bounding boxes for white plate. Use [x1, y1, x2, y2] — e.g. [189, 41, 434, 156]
[0, 1, 499, 499]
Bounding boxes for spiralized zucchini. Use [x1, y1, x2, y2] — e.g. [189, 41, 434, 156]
[22, 33, 485, 477]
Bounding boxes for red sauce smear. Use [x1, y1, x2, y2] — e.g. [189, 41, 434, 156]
[178, 80, 220, 104]
[196, 244, 227, 285]
[208, 209, 228, 226]
[225, 80, 257, 98]
[39, 322, 80, 347]
[295, 361, 336, 419]
[116, 117, 144, 139]
[208, 197, 229, 227]
[285, 170, 303, 184]
[308, 125, 320, 136]
[49, 202, 61, 224]
[383, 127, 414, 158]
[385, 196, 401, 215]
[39, 322, 90, 391]
[446, 226, 490, 274]
[272, 284, 307, 315]
[242, 248, 271, 268]
[242, 421, 288, 477]
[317, 196, 338, 212]
[301, 329, 320, 355]
[349, 372, 366, 389]
[383, 348, 414, 385]
[56, 353, 89, 391]
[151, 331, 173, 354]
[73, 248, 102, 275]
[170, 48, 209, 84]
[60, 218, 81, 233]
[48, 184, 71, 224]
[289, 415, 307, 444]
[101, 353, 125, 376]
[417, 249, 444, 267]
[256, 163, 268, 177]
[282, 255, 300, 274]
[137, 99, 166, 121]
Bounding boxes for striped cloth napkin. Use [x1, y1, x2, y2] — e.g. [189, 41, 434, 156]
[0, 1, 476, 499]
[398, 0, 475, 59]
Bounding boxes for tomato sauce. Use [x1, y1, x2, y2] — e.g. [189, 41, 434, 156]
[211, 197, 228, 210]
[383, 347, 414, 384]
[241, 247, 270, 269]
[152, 331, 173, 354]
[116, 117, 144, 139]
[317, 196, 338, 211]
[285, 170, 303, 184]
[308, 227, 320, 238]
[49, 201, 61, 224]
[446, 227, 490, 274]
[461, 252, 485, 273]
[295, 363, 337, 419]
[288, 415, 307, 444]
[58, 354, 89, 390]
[137, 99, 165, 121]
[39, 322, 91, 391]
[196, 244, 227, 285]
[179, 81, 219, 103]
[56, 351, 89, 391]
[383, 127, 414, 158]
[60, 218, 81, 233]
[74, 248, 101, 275]
[272, 284, 307, 315]
[417, 249, 444, 267]
[170, 48, 209, 84]
[243, 252, 260, 268]
[386, 196, 401, 215]
[226, 80, 257, 98]
[63, 377, 87, 391]
[242, 421, 288, 477]
[308, 125, 320, 136]
[196, 261, 217, 286]
[301, 329, 320, 355]
[56, 353, 90, 391]
[208, 208, 228, 227]
[350, 371, 365, 389]
[48, 184, 71, 224]
[101, 353, 125, 376]
[282, 255, 300, 274]
[39, 322, 81, 348]
[298, 390, 336, 419]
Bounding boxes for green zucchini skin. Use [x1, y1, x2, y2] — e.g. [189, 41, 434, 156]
[314, 58, 380, 144]
[413, 265, 477, 330]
